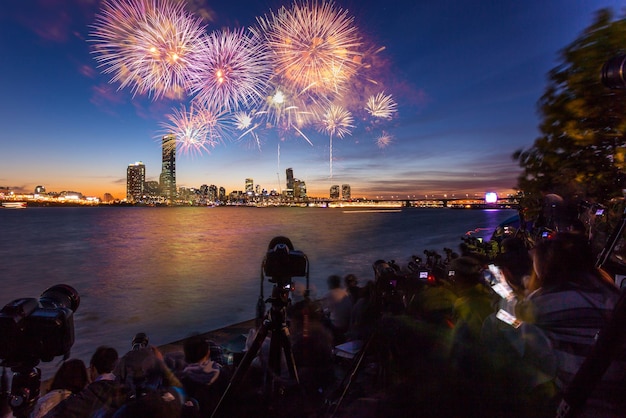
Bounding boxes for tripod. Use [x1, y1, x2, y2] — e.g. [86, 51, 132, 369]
[211, 282, 300, 417]
[0, 361, 42, 418]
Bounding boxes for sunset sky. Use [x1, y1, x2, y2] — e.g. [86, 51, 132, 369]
[1, 0, 624, 200]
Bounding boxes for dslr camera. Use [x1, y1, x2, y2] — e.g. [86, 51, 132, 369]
[0, 284, 80, 366]
[602, 55, 626, 89]
[372, 259, 407, 314]
[263, 236, 308, 282]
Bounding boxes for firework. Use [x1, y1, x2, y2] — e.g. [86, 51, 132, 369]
[256, 0, 362, 97]
[90, 0, 206, 100]
[366, 92, 397, 119]
[255, 83, 317, 145]
[318, 105, 354, 177]
[196, 104, 232, 145]
[160, 104, 229, 156]
[233, 111, 263, 151]
[375, 131, 393, 149]
[189, 28, 273, 111]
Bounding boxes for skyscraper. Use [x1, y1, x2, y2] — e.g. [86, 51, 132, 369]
[286, 168, 294, 190]
[245, 178, 254, 195]
[127, 161, 145, 202]
[342, 184, 351, 200]
[330, 185, 340, 199]
[160, 134, 176, 201]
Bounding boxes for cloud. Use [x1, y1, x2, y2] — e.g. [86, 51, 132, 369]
[15, 0, 97, 43]
[90, 83, 126, 114]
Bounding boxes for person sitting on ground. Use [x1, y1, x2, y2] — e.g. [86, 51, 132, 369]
[30, 358, 89, 418]
[481, 232, 626, 418]
[321, 274, 352, 344]
[44, 346, 127, 418]
[176, 334, 226, 417]
[165, 336, 227, 376]
[345, 280, 378, 342]
[514, 232, 626, 417]
[288, 297, 334, 394]
[344, 274, 361, 305]
[494, 236, 533, 298]
[114, 332, 182, 393]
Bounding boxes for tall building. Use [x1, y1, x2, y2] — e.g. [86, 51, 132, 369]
[209, 185, 217, 202]
[286, 168, 294, 190]
[127, 161, 145, 202]
[342, 184, 351, 200]
[245, 178, 254, 195]
[330, 185, 340, 199]
[294, 179, 307, 199]
[159, 134, 176, 201]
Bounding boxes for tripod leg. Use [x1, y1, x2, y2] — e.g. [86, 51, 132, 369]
[211, 322, 269, 418]
[277, 324, 300, 386]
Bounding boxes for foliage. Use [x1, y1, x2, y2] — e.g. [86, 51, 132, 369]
[514, 9, 626, 217]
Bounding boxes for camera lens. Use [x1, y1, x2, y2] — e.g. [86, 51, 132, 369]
[601, 55, 626, 89]
[39, 284, 80, 312]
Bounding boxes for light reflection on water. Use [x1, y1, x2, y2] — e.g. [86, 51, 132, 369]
[0, 206, 515, 379]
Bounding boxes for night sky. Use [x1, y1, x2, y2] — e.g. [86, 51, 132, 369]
[1, 0, 623, 199]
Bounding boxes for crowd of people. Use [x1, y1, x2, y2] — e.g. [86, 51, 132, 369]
[2, 229, 626, 417]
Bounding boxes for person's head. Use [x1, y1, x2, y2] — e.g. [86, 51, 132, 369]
[344, 274, 358, 288]
[448, 256, 482, 289]
[495, 237, 532, 291]
[528, 232, 597, 292]
[327, 275, 341, 289]
[183, 334, 209, 364]
[50, 358, 88, 393]
[90, 346, 119, 375]
[131, 332, 149, 351]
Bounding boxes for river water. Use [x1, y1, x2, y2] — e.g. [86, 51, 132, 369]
[0, 206, 515, 379]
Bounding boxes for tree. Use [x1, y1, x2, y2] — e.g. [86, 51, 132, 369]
[514, 9, 626, 217]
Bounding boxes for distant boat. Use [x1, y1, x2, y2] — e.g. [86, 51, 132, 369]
[2, 201, 27, 209]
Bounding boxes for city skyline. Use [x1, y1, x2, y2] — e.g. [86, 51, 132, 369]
[2, 0, 623, 200]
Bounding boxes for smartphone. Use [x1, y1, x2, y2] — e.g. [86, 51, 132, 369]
[496, 309, 522, 328]
[487, 264, 516, 301]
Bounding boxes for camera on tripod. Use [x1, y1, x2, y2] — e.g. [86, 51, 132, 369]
[263, 237, 308, 283]
[0, 284, 79, 418]
[0, 284, 80, 366]
[372, 259, 407, 314]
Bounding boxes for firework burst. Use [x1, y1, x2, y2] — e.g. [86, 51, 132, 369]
[233, 111, 263, 151]
[160, 105, 213, 157]
[375, 131, 393, 149]
[366, 92, 397, 119]
[90, 0, 206, 100]
[160, 104, 230, 156]
[318, 104, 354, 177]
[256, 0, 362, 97]
[189, 27, 273, 111]
[255, 83, 317, 144]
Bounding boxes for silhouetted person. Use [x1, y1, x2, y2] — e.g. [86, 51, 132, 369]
[44, 346, 127, 418]
[31, 358, 88, 418]
[321, 275, 352, 344]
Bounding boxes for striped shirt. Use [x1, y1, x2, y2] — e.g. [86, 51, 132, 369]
[516, 281, 626, 416]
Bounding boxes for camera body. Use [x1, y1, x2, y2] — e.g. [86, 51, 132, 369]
[602, 55, 626, 89]
[372, 260, 408, 314]
[264, 243, 308, 281]
[0, 284, 79, 366]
